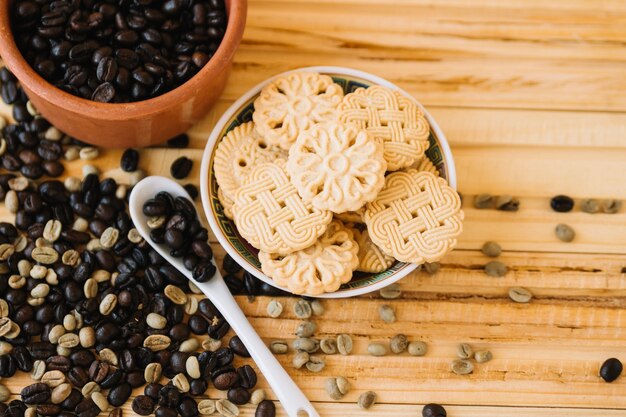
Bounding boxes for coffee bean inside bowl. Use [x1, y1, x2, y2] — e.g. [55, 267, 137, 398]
[11, 0, 228, 103]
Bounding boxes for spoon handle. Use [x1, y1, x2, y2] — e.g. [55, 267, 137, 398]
[199, 276, 320, 417]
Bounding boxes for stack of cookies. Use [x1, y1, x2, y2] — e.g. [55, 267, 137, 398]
[214, 71, 464, 295]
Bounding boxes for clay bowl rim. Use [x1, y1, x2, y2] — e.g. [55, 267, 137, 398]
[0, 0, 247, 121]
[200, 66, 457, 299]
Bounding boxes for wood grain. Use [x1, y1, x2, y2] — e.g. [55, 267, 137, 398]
[2, 0, 626, 415]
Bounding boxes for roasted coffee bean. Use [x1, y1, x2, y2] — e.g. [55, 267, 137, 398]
[132, 395, 155, 415]
[61, 389, 82, 411]
[21, 383, 51, 404]
[121, 149, 139, 172]
[228, 387, 251, 405]
[170, 157, 193, 179]
[188, 314, 208, 334]
[600, 358, 623, 382]
[550, 195, 574, 212]
[255, 400, 276, 417]
[75, 398, 100, 417]
[67, 367, 89, 388]
[213, 370, 239, 390]
[423, 403, 447, 417]
[108, 383, 132, 407]
[159, 385, 180, 408]
[155, 407, 178, 417]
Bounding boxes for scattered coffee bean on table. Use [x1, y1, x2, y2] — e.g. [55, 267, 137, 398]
[508, 287, 533, 303]
[555, 223, 576, 242]
[424, 262, 441, 275]
[474, 350, 493, 363]
[481, 241, 502, 258]
[267, 300, 283, 318]
[378, 304, 396, 323]
[550, 195, 574, 212]
[368, 342, 388, 357]
[170, 157, 194, 179]
[408, 341, 428, 356]
[358, 391, 377, 409]
[294, 299, 313, 318]
[325, 376, 351, 400]
[581, 198, 600, 213]
[456, 343, 473, 359]
[600, 358, 623, 382]
[379, 283, 402, 299]
[255, 399, 276, 417]
[602, 199, 622, 214]
[496, 195, 520, 211]
[390, 334, 409, 354]
[11, 0, 228, 103]
[473, 193, 494, 209]
[451, 359, 474, 375]
[120, 149, 139, 172]
[423, 403, 447, 417]
[484, 261, 508, 277]
[337, 334, 353, 356]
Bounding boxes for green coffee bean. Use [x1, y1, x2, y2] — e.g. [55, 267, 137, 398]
[379, 304, 395, 323]
[380, 283, 401, 299]
[269, 340, 288, 354]
[508, 287, 533, 303]
[408, 341, 428, 356]
[481, 241, 502, 258]
[390, 334, 408, 354]
[292, 337, 319, 353]
[292, 351, 309, 369]
[555, 224, 575, 242]
[424, 262, 441, 275]
[215, 399, 238, 417]
[320, 338, 337, 354]
[496, 195, 520, 211]
[337, 334, 353, 355]
[367, 342, 388, 357]
[310, 300, 324, 315]
[457, 343, 473, 359]
[294, 299, 312, 318]
[602, 199, 622, 214]
[325, 376, 350, 400]
[198, 399, 216, 415]
[451, 359, 474, 375]
[484, 261, 508, 277]
[474, 350, 493, 363]
[266, 299, 283, 318]
[473, 193, 494, 209]
[358, 391, 377, 409]
[305, 355, 326, 372]
[250, 389, 266, 405]
[581, 198, 600, 214]
[295, 321, 316, 338]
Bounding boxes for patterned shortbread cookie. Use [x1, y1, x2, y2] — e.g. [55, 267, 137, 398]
[339, 85, 430, 171]
[352, 228, 395, 273]
[287, 122, 386, 213]
[217, 187, 234, 220]
[412, 157, 440, 176]
[259, 220, 359, 295]
[232, 160, 332, 255]
[334, 207, 365, 224]
[253, 72, 344, 150]
[364, 170, 463, 263]
[214, 121, 286, 199]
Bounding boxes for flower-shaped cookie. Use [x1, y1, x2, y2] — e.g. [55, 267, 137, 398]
[214, 121, 287, 200]
[259, 220, 359, 295]
[287, 122, 386, 214]
[352, 228, 395, 273]
[364, 170, 463, 263]
[253, 72, 344, 150]
[232, 160, 332, 255]
[217, 187, 234, 220]
[339, 86, 430, 171]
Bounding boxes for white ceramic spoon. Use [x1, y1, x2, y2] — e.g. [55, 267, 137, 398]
[129, 176, 319, 417]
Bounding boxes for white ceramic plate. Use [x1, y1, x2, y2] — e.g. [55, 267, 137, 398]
[200, 66, 456, 298]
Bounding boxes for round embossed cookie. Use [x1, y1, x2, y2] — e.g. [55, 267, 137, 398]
[214, 121, 287, 199]
[287, 122, 386, 213]
[232, 160, 333, 255]
[253, 72, 344, 151]
[352, 228, 395, 273]
[259, 220, 359, 295]
[217, 187, 234, 220]
[364, 170, 463, 263]
[339, 85, 430, 171]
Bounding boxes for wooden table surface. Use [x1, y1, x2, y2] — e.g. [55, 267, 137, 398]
[3, 0, 626, 416]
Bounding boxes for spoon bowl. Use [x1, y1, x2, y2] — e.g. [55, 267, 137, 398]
[129, 176, 319, 417]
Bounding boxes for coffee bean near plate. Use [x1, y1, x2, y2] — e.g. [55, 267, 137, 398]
[11, 0, 227, 103]
[170, 156, 194, 179]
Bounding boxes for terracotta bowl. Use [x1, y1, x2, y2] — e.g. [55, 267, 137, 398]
[200, 66, 457, 298]
[0, 0, 247, 148]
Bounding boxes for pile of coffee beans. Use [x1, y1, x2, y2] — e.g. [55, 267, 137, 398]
[11, 0, 228, 103]
[0, 169, 277, 416]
